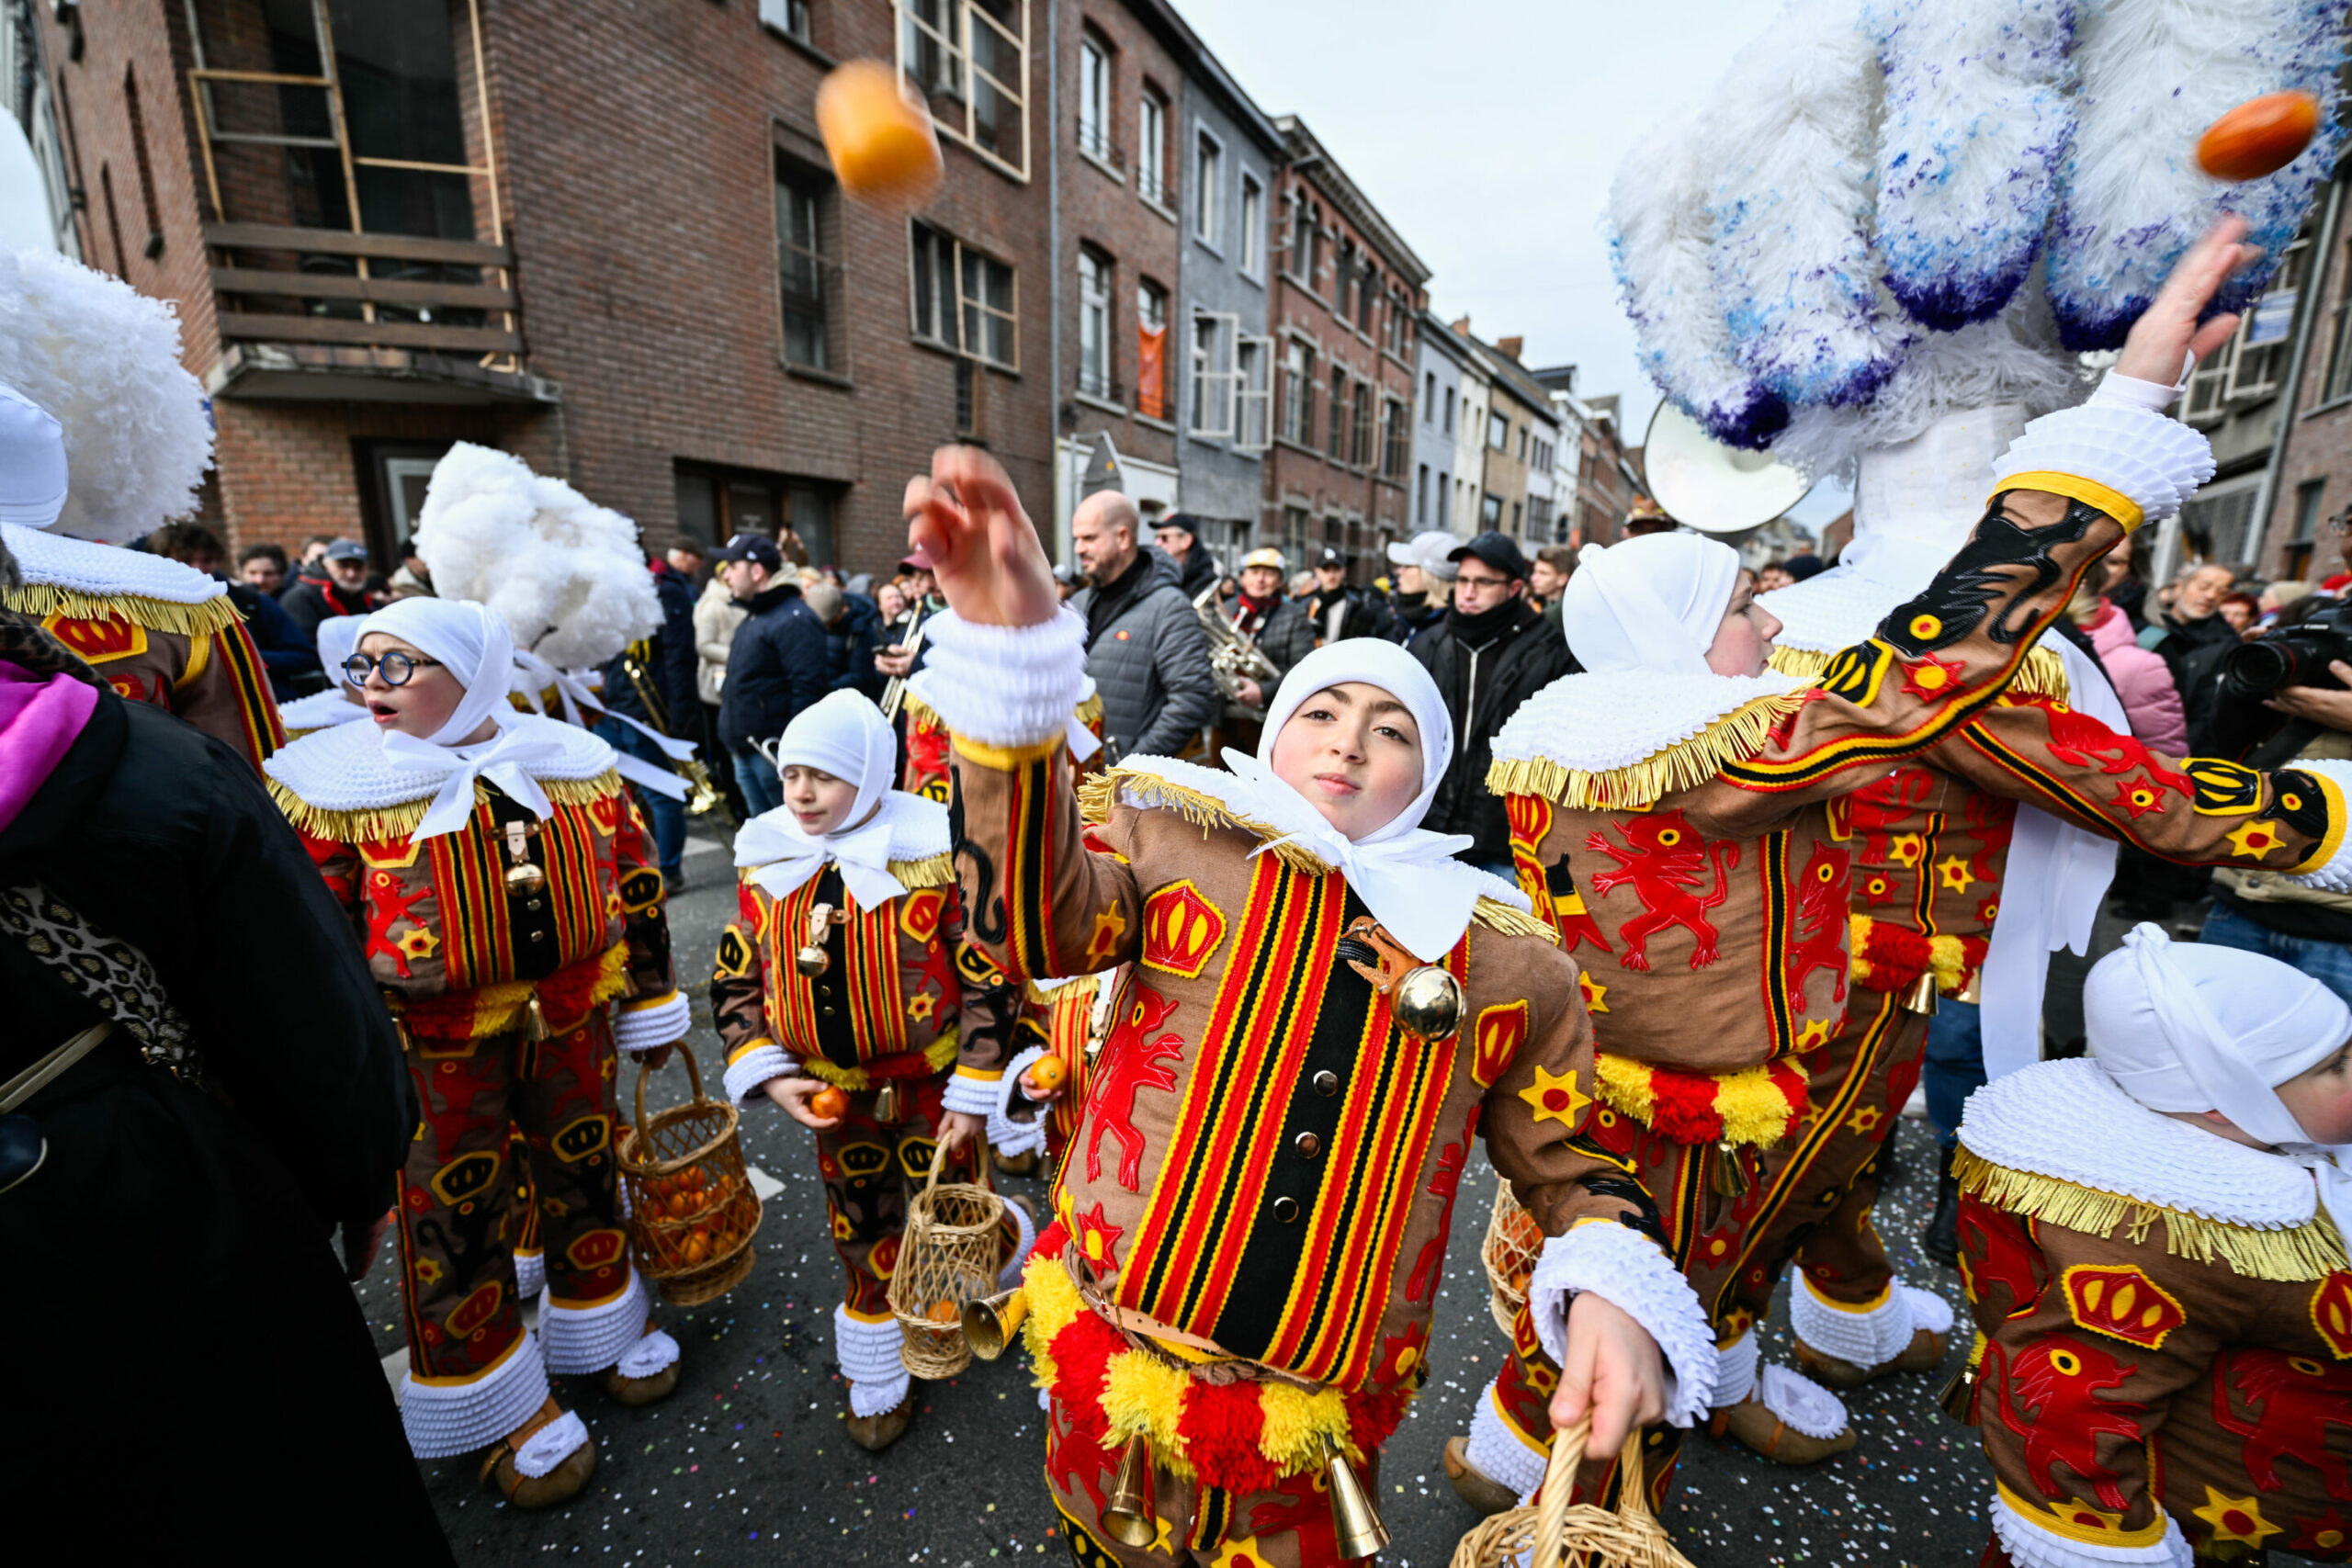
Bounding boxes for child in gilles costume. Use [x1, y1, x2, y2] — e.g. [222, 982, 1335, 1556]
[710, 689, 1030, 1452]
[901, 447, 1716, 1567]
[266, 597, 690, 1506]
[1954, 928, 2352, 1568]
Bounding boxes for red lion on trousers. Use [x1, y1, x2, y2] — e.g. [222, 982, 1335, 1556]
[1784, 839, 1852, 1014]
[1586, 809, 1741, 972]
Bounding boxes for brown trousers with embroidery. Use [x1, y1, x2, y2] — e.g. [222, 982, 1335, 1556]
[393, 1011, 629, 1381]
[811, 1073, 1002, 1316]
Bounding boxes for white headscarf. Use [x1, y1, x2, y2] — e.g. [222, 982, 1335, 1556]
[1559, 532, 1743, 675]
[2087, 923, 2352, 1236]
[732, 690, 922, 910]
[359, 597, 571, 840]
[0, 384, 67, 530]
[318, 615, 365, 681]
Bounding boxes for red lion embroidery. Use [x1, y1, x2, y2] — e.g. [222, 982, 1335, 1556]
[2038, 702, 2193, 796]
[1407, 1107, 1479, 1304]
[1585, 810, 1741, 972]
[1082, 984, 1183, 1191]
[1784, 839, 1851, 1015]
[2213, 1348, 2352, 1499]
[1986, 1335, 2148, 1512]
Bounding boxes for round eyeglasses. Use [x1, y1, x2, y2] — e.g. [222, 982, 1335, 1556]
[343, 651, 447, 687]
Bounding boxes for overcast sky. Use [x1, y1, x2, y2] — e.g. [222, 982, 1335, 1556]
[1177, 0, 1851, 528]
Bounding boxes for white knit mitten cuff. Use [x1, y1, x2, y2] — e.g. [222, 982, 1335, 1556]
[943, 1065, 1007, 1118]
[1463, 1382, 1551, 1501]
[2287, 760, 2352, 892]
[1792, 1276, 1951, 1370]
[723, 1043, 797, 1105]
[612, 989, 691, 1053]
[1711, 1326, 1758, 1409]
[1991, 402, 2215, 526]
[1528, 1220, 1715, 1427]
[541, 1267, 650, 1374]
[398, 1331, 552, 1460]
[2086, 365, 2188, 412]
[904, 608, 1088, 750]
[1991, 1491, 2191, 1568]
[835, 1304, 911, 1412]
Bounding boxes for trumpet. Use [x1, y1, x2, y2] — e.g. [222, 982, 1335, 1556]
[1193, 582, 1282, 718]
[619, 648, 730, 821]
[880, 602, 930, 723]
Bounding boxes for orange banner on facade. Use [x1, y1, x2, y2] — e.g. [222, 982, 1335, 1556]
[1137, 324, 1166, 419]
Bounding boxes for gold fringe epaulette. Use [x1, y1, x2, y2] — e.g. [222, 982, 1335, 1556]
[1075, 690, 1103, 728]
[1471, 897, 1556, 942]
[887, 851, 956, 890]
[901, 693, 943, 729]
[269, 768, 626, 842]
[6, 581, 243, 639]
[1952, 1145, 2349, 1283]
[1770, 640, 2070, 700]
[1484, 687, 1813, 812]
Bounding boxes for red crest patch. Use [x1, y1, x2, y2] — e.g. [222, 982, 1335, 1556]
[2062, 1264, 2187, 1350]
[1141, 880, 1225, 978]
[443, 1280, 504, 1338]
[2311, 1271, 2352, 1359]
[1471, 999, 1529, 1089]
[41, 610, 146, 663]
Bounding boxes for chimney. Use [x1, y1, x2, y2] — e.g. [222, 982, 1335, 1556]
[1451, 315, 1472, 336]
[1497, 336, 1523, 362]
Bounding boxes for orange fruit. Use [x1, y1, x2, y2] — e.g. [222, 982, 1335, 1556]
[816, 60, 944, 212]
[1023, 1056, 1069, 1095]
[809, 1085, 850, 1122]
[925, 1302, 958, 1325]
[2198, 91, 2321, 182]
[684, 1235, 708, 1266]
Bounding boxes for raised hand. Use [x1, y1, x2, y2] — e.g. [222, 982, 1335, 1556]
[903, 446, 1060, 629]
[2116, 214, 2262, 386]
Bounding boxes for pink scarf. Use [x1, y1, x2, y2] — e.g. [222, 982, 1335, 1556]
[0, 660, 99, 834]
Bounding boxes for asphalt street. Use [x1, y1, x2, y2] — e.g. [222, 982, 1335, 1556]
[348, 829, 2302, 1568]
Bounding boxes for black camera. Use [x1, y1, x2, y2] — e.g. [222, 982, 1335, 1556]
[2209, 597, 2352, 759]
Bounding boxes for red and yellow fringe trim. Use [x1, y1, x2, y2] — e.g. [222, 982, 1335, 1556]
[1021, 1224, 1414, 1492]
[1848, 915, 1987, 998]
[393, 942, 630, 1041]
[797, 1031, 959, 1092]
[270, 769, 626, 843]
[6, 581, 243, 639]
[1593, 1051, 1808, 1149]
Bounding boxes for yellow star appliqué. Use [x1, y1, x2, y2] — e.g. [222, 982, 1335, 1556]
[1578, 972, 1610, 1014]
[1846, 1104, 1883, 1136]
[905, 992, 938, 1023]
[1084, 900, 1128, 965]
[1793, 1017, 1835, 1050]
[2226, 820, 2285, 860]
[1889, 834, 1926, 867]
[395, 927, 440, 961]
[1936, 855, 1975, 894]
[1519, 1064, 1591, 1130]
[1211, 1534, 1274, 1568]
[2193, 1488, 2282, 1550]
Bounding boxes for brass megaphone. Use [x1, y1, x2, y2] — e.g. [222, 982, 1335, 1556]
[1323, 1432, 1390, 1559]
[1101, 1436, 1159, 1548]
[961, 1287, 1028, 1360]
[1898, 970, 1941, 1017]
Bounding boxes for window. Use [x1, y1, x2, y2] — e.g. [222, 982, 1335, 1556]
[1334, 239, 1354, 323]
[121, 65, 163, 260]
[2184, 336, 2235, 423]
[1136, 280, 1169, 418]
[758, 0, 811, 39]
[1078, 248, 1112, 397]
[1235, 336, 1269, 450]
[899, 0, 1029, 178]
[1282, 340, 1314, 443]
[1417, 465, 1430, 524]
[1357, 264, 1376, 334]
[1437, 469, 1450, 528]
[2229, 239, 2311, 400]
[1482, 492, 1503, 528]
[1351, 381, 1373, 468]
[1283, 505, 1310, 565]
[1137, 85, 1168, 204]
[1290, 196, 1313, 282]
[1531, 496, 1554, 538]
[1442, 386, 1455, 434]
[1382, 398, 1408, 479]
[1488, 411, 1510, 450]
[2328, 239, 2352, 403]
[775, 167, 831, 370]
[1511, 501, 1523, 535]
[1328, 368, 1349, 459]
[98, 163, 127, 277]
[910, 222, 1018, 367]
[1193, 130, 1221, 245]
[1422, 373, 1436, 423]
[1238, 174, 1262, 276]
[2296, 479, 2328, 542]
[1517, 425, 1529, 461]
[1077, 32, 1110, 161]
[1382, 289, 1402, 355]
[1190, 314, 1226, 435]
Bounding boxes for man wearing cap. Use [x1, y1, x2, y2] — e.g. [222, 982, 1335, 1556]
[1066, 490, 1215, 763]
[278, 536, 381, 637]
[1622, 496, 1676, 539]
[1227, 547, 1314, 708]
[714, 532, 827, 816]
[1304, 546, 1392, 645]
[1385, 529, 1461, 649]
[1150, 512, 1219, 604]
[1408, 531, 1575, 877]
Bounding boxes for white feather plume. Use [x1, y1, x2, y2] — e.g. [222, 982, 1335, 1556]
[2048, 0, 2348, 349]
[1871, 0, 2076, 331]
[1703, 0, 1905, 412]
[412, 443, 660, 670]
[0, 247, 212, 543]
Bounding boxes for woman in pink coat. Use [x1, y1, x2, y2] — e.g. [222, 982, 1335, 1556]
[2070, 587, 2188, 751]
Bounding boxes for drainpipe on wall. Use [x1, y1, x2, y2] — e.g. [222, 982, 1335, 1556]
[1046, 0, 1066, 565]
[2248, 168, 2346, 570]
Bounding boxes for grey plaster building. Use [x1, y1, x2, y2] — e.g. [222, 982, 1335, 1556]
[1414, 310, 1476, 537]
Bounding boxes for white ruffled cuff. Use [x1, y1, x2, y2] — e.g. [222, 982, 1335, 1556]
[836, 1304, 910, 1411]
[613, 989, 691, 1053]
[1464, 1381, 1551, 1502]
[943, 1065, 1008, 1119]
[1711, 1326, 1759, 1409]
[398, 1332, 553, 1460]
[514, 1248, 546, 1303]
[1991, 1492, 2191, 1568]
[903, 609, 1088, 751]
[2287, 760, 2352, 893]
[540, 1267, 650, 1374]
[1791, 1277, 1952, 1370]
[724, 1042, 797, 1105]
[1991, 402, 2215, 527]
[989, 1103, 1049, 1160]
[1528, 1220, 1715, 1428]
[2086, 366, 2188, 413]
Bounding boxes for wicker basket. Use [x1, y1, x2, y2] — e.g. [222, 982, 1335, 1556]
[616, 1043, 762, 1307]
[1482, 1177, 1544, 1337]
[885, 1142, 1006, 1379]
[1449, 1415, 1692, 1568]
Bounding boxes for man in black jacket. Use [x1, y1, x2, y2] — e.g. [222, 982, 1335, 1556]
[0, 602, 447, 1559]
[1303, 546, 1393, 645]
[714, 533, 827, 817]
[277, 536, 380, 636]
[1151, 513, 1221, 604]
[1069, 491, 1216, 761]
[599, 551, 703, 883]
[1409, 531, 1576, 875]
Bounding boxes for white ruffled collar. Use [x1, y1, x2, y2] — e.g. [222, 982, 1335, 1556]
[1757, 564, 1899, 656]
[1959, 1057, 2324, 1230]
[733, 790, 951, 874]
[264, 709, 615, 813]
[277, 687, 369, 733]
[3, 521, 228, 605]
[1489, 667, 1808, 777]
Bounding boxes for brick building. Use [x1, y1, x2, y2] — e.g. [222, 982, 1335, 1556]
[12, 0, 1058, 575]
[1263, 115, 1425, 585]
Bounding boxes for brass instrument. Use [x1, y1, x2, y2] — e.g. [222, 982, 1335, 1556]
[880, 602, 930, 723]
[1193, 582, 1282, 719]
[618, 645, 729, 821]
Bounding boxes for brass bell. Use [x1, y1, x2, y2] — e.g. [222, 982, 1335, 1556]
[1938, 1359, 1979, 1426]
[1710, 1140, 1751, 1198]
[1898, 970, 1941, 1017]
[1322, 1432, 1391, 1559]
[522, 995, 551, 1043]
[872, 1077, 903, 1125]
[961, 1287, 1028, 1359]
[797, 902, 840, 976]
[504, 860, 547, 896]
[1101, 1436, 1159, 1549]
[794, 943, 831, 977]
[1391, 964, 1464, 1042]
